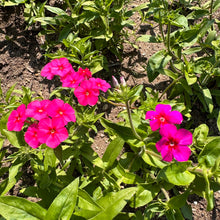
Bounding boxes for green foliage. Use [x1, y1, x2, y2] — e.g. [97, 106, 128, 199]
[138, 0, 220, 115]
[1, 1, 220, 219]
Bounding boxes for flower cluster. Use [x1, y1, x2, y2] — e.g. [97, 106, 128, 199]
[146, 104, 192, 162]
[41, 58, 111, 106]
[7, 99, 76, 149]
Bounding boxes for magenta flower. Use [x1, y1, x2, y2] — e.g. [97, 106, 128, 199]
[41, 62, 55, 80]
[156, 124, 192, 162]
[60, 69, 84, 88]
[46, 99, 76, 125]
[50, 58, 73, 77]
[24, 123, 41, 149]
[26, 100, 51, 120]
[89, 78, 111, 92]
[7, 104, 27, 131]
[74, 80, 99, 106]
[37, 117, 68, 148]
[145, 104, 183, 131]
[77, 67, 92, 80]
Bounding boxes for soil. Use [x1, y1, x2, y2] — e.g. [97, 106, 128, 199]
[0, 1, 220, 219]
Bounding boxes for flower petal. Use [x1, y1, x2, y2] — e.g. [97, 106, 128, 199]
[145, 111, 157, 120]
[159, 124, 177, 137]
[155, 104, 171, 114]
[167, 111, 183, 124]
[160, 145, 173, 162]
[176, 129, 193, 146]
[156, 137, 169, 152]
[150, 119, 161, 131]
[173, 146, 191, 162]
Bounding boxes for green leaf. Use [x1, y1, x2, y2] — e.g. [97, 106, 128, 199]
[89, 187, 137, 220]
[74, 189, 102, 219]
[130, 183, 160, 208]
[179, 78, 193, 95]
[80, 143, 105, 169]
[217, 112, 220, 132]
[102, 137, 124, 170]
[44, 147, 57, 171]
[168, 191, 189, 209]
[45, 178, 79, 220]
[202, 88, 213, 113]
[45, 5, 67, 15]
[0, 196, 46, 220]
[137, 35, 160, 43]
[5, 84, 16, 103]
[147, 50, 172, 82]
[2, 129, 25, 148]
[142, 143, 166, 168]
[193, 124, 209, 148]
[100, 118, 146, 148]
[112, 163, 144, 185]
[171, 15, 188, 28]
[1, 158, 24, 195]
[184, 71, 197, 85]
[198, 138, 220, 168]
[158, 162, 195, 186]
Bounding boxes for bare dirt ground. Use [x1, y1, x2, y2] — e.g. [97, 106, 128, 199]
[1, 1, 220, 219]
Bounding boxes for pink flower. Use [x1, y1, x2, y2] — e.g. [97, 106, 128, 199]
[77, 67, 92, 80]
[24, 123, 41, 149]
[89, 78, 111, 92]
[60, 69, 84, 88]
[26, 100, 51, 120]
[37, 117, 68, 148]
[156, 124, 192, 162]
[46, 99, 76, 125]
[50, 58, 73, 77]
[41, 63, 55, 80]
[74, 80, 99, 106]
[145, 104, 183, 131]
[7, 104, 27, 131]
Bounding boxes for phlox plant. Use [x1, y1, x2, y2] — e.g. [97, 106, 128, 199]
[0, 58, 220, 220]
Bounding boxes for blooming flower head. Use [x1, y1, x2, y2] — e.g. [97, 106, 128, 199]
[145, 104, 183, 131]
[46, 99, 76, 125]
[24, 123, 41, 149]
[50, 58, 73, 77]
[60, 69, 84, 88]
[77, 67, 92, 80]
[26, 100, 51, 120]
[7, 104, 27, 131]
[37, 117, 69, 148]
[156, 124, 192, 162]
[74, 80, 99, 106]
[41, 62, 55, 80]
[89, 77, 111, 92]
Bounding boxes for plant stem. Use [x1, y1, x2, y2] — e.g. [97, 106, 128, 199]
[158, 75, 184, 101]
[126, 100, 142, 141]
[101, 96, 137, 109]
[145, 149, 162, 160]
[159, 11, 166, 44]
[65, 0, 74, 14]
[161, 187, 170, 201]
[210, 0, 214, 20]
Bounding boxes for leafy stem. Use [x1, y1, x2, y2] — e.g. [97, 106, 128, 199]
[126, 100, 142, 141]
[158, 75, 184, 101]
[210, 0, 214, 21]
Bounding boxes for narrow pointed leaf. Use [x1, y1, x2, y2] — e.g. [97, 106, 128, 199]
[0, 196, 46, 220]
[45, 178, 79, 220]
[89, 187, 137, 220]
[102, 137, 124, 169]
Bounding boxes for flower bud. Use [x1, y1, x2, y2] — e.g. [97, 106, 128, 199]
[120, 76, 126, 86]
[112, 76, 120, 88]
